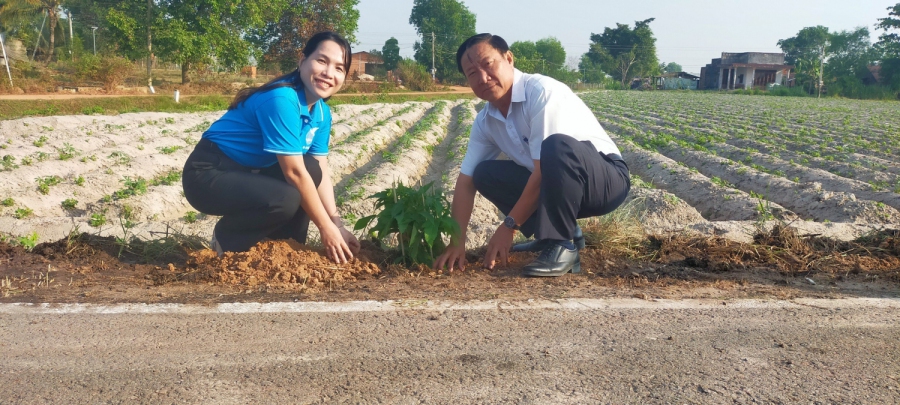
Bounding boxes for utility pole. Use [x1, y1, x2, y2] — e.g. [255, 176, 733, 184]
[91, 27, 97, 55]
[68, 11, 74, 60]
[430, 32, 436, 81]
[147, 0, 154, 93]
[817, 45, 825, 99]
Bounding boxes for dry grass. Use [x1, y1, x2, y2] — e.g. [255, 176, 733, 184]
[580, 197, 649, 259]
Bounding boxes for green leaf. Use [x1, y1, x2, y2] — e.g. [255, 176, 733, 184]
[423, 219, 438, 246]
[354, 215, 376, 231]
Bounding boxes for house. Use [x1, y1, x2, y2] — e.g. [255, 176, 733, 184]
[654, 72, 700, 90]
[862, 65, 881, 86]
[699, 52, 792, 90]
[348, 51, 384, 80]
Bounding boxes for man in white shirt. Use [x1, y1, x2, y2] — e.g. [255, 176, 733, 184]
[433, 33, 631, 277]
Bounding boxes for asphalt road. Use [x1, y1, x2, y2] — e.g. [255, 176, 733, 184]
[2, 298, 898, 404]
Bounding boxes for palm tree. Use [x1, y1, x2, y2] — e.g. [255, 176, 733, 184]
[0, 0, 63, 62]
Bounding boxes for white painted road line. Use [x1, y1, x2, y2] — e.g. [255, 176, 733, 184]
[1, 297, 898, 315]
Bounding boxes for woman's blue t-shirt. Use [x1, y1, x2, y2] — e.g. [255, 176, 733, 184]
[202, 86, 332, 168]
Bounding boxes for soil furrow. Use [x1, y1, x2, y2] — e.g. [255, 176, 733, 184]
[602, 121, 900, 223]
[328, 102, 429, 185]
[612, 137, 795, 221]
[330, 104, 404, 145]
[602, 115, 900, 213]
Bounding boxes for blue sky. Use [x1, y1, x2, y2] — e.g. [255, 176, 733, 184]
[356, 0, 895, 74]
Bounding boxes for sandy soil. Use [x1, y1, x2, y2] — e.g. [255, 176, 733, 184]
[0, 94, 898, 304]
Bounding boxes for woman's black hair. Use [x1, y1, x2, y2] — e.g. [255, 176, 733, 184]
[228, 31, 353, 110]
[456, 33, 510, 73]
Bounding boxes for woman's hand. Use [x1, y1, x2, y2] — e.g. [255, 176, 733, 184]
[320, 224, 354, 264]
[339, 226, 361, 255]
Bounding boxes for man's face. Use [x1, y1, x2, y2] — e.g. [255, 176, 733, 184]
[460, 42, 515, 103]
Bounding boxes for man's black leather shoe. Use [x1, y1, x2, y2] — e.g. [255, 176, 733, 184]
[522, 243, 581, 277]
[511, 227, 584, 253]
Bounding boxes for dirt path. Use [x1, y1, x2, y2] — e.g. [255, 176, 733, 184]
[2, 298, 898, 404]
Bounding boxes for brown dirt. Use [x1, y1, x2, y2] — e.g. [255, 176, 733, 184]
[1, 227, 898, 304]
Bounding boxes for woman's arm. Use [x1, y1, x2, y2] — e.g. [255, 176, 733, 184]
[277, 154, 354, 263]
[314, 156, 360, 253]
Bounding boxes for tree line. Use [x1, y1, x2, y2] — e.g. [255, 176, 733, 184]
[0, 0, 898, 98]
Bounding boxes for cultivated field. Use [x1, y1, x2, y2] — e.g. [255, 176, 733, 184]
[0, 92, 899, 249]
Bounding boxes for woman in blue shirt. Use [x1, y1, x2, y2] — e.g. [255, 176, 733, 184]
[182, 31, 360, 263]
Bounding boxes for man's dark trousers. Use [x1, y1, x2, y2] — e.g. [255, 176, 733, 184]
[472, 134, 630, 241]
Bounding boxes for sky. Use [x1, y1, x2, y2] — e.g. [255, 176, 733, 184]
[356, 0, 895, 74]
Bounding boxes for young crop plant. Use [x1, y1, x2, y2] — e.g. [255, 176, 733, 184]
[113, 177, 148, 200]
[108, 151, 131, 165]
[32, 135, 48, 147]
[150, 170, 181, 186]
[1, 198, 14, 206]
[14, 207, 32, 219]
[1, 155, 17, 171]
[355, 181, 460, 266]
[157, 145, 184, 154]
[183, 211, 198, 223]
[57, 143, 78, 160]
[36, 176, 63, 194]
[61, 198, 78, 210]
[16, 232, 39, 251]
[89, 210, 108, 227]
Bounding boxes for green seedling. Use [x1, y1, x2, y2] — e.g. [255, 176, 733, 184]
[57, 143, 78, 160]
[89, 211, 108, 227]
[61, 198, 78, 210]
[183, 211, 198, 223]
[36, 176, 62, 195]
[16, 232, 39, 251]
[355, 181, 459, 266]
[1, 155, 17, 171]
[33, 136, 48, 147]
[157, 145, 183, 155]
[14, 207, 32, 219]
[1, 198, 14, 206]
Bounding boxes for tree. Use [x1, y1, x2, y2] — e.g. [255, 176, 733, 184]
[0, 0, 64, 62]
[382, 37, 400, 71]
[660, 62, 682, 73]
[585, 18, 660, 88]
[509, 40, 539, 72]
[248, 0, 359, 72]
[409, 0, 476, 82]
[578, 53, 606, 84]
[827, 27, 878, 93]
[778, 25, 830, 95]
[876, 3, 900, 89]
[535, 37, 565, 69]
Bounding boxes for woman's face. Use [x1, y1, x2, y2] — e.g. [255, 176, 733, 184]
[299, 40, 347, 104]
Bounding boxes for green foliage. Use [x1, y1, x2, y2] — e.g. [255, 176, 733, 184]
[396, 59, 434, 91]
[151, 170, 182, 186]
[75, 175, 85, 186]
[61, 198, 78, 210]
[355, 181, 459, 265]
[157, 145, 184, 155]
[877, 3, 900, 90]
[409, 0, 476, 82]
[57, 143, 78, 160]
[16, 232, 39, 251]
[586, 18, 660, 87]
[89, 211, 108, 227]
[14, 207, 32, 219]
[33, 135, 47, 147]
[96, 57, 135, 91]
[36, 176, 63, 195]
[183, 211, 198, 223]
[382, 37, 401, 71]
[1, 198, 14, 207]
[1, 155, 17, 171]
[113, 177, 148, 200]
[248, 0, 359, 72]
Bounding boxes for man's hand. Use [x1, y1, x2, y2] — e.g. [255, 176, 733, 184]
[433, 243, 468, 272]
[483, 225, 514, 270]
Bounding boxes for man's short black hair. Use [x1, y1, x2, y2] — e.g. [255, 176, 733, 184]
[456, 33, 510, 73]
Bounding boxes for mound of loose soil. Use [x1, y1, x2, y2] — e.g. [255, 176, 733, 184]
[185, 240, 381, 289]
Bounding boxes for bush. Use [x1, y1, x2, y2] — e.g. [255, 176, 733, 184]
[355, 181, 459, 265]
[396, 59, 434, 91]
[96, 56, 135, 91]
[73, 54, 102, 80]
